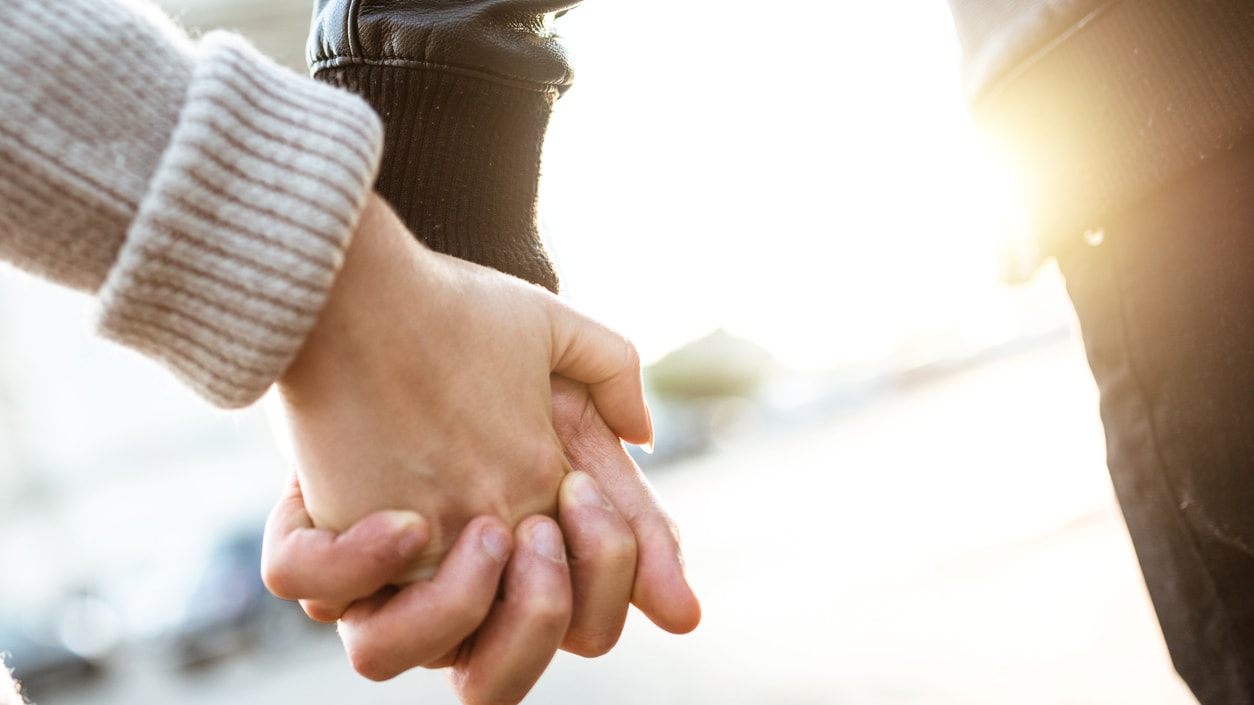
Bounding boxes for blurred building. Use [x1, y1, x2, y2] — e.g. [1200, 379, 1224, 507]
[156, 0, 311, 70]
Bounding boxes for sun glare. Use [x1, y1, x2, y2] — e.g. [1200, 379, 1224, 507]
[541, 1, 1038, 373]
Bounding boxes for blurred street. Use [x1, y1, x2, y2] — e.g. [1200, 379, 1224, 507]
[0, 1, 1205, 704]
[29, 333, 1197, 705]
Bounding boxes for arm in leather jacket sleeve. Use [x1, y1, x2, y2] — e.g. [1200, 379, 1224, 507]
[308, 0, 580, 292]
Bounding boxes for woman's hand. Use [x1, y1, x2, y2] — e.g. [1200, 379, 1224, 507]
[273, 194, 651, 581]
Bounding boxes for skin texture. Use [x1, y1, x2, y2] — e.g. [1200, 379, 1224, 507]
[262, 467, 696, 703]
[274, 193, 651, 580]
[261, 195, 699, 703]
[549, 376, 702, 640]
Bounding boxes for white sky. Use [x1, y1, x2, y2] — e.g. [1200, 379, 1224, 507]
[540, 0, 1026, 369]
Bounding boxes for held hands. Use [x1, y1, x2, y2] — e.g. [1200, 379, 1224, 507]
[272, 193, 652, 580]
[263, 195, 699, 703]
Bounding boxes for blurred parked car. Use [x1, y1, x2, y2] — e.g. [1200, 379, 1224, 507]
[0, 596, 112, 693]
[170, 528, 314, 668]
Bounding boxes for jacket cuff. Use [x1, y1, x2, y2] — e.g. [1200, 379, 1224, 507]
[97, 32, 383, 408]
[315, 62, 560, 292]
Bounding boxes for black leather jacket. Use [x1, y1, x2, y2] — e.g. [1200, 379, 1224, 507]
[307, 0, 583, 291]
[309, 0, 579, 95]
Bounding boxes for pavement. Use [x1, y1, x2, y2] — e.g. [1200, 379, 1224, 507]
[1, 2, 1201, 703]
[30, 333, 1199, 705]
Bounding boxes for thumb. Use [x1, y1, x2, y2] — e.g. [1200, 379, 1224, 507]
[261, 472, 431, 617]
[547, 301, 652, 448]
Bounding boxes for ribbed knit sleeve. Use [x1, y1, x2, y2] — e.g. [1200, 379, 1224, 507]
[0, 1, 383, 408]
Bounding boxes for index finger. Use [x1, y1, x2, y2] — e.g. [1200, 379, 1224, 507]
[337, 516, 514, 682]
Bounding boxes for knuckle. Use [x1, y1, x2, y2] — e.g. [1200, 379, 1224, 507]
[347, 643, 399, 682]
[619, 336, 641, 370]
[597, 530, 639, 567]
[522, 592, 572, 633]
[533, 439, 568, 473]
[515, 442, 569, 505]
[656, 513, 684, 546]
[456, 679, 523, 705]
[443, 595, 480, 623]
[435, 592, 492, 633]
[563, 629, 621, 658]
[358, 537, 404, 574]
[301, 601, 343, 624]
[259, 559, 297, 600]
[570, 520, 637, 569]
[585, 632, 621, 656]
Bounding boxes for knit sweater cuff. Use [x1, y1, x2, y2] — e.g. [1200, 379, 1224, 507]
[97, 32, 383, 408]
[315, 63, 560, 292]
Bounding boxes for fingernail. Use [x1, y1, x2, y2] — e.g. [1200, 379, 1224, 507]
[644, 400, 656, 454]
[572, 472, 611, 509]
[530, 521, 566, 563]
[481, 525, 512, 563]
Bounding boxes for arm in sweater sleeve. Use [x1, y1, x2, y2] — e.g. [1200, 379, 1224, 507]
[0, 0, 383, 407]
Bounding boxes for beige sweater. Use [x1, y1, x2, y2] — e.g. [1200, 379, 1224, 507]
[0, 4, 385, 698]
[0, 0, 383, 408]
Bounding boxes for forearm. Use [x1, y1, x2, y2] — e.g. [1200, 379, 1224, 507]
[308, 0, 583, 292]
[0, 0, 383, 407]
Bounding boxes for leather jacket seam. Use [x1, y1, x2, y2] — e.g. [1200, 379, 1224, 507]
[976, 0, 1121, 109]
[310, 57, 565, 94]
[346, 0, 361, 58]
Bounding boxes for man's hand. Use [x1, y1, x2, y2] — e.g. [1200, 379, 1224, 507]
[549, 375, 701, 651]
[262, 469, 633, 703]
[260, 380, 700, 703]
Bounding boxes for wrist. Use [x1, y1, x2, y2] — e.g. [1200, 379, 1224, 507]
[279, 194, 430, 400]
[316, 63, 561, 291]
[96, 32, 383, 409]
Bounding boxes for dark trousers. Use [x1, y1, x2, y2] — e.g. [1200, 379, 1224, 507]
[1058, 140, 1254, 704]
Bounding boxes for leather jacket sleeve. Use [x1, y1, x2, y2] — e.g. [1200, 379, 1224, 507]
[308, 0, 582, 292]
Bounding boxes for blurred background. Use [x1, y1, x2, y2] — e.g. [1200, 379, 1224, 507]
[0, 1, 1198, 704]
